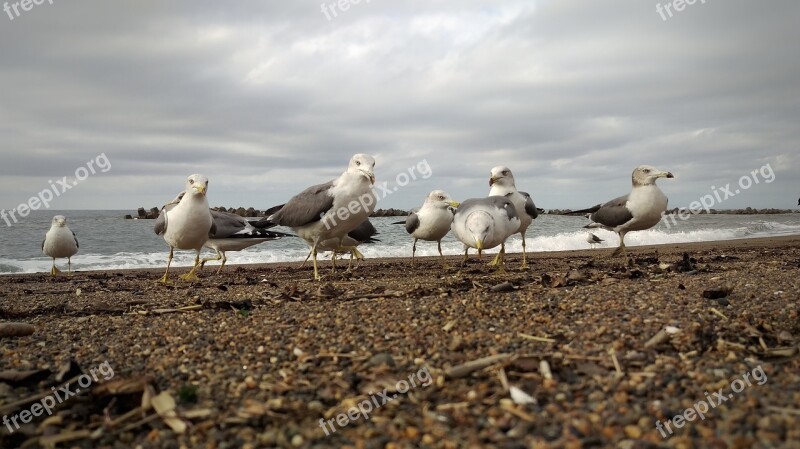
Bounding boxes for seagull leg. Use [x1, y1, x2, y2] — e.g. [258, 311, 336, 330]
[200, 250, 223, 270]
[159, 247, 174, 283]
[520, 232, 528, 269]
[494, 243, 507, 272]
[611, 233, 626, 258]
[50, 258, 60, 276]
[180, 251, 202, 282]
[462, 247, 469, 266]
[301, 249, 312, 268]
[411, 239, 417, 267]
[215, 252, 227, 274]
[438, 240, 449, 269]
[311, 242, 321, 281]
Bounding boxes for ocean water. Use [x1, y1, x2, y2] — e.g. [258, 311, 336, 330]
[2, 210, 800, 274]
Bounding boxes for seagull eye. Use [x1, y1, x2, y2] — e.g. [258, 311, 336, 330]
[355, 161, 361, 166]
[189, 179, 195, 185]
[643, 169, 650, 174]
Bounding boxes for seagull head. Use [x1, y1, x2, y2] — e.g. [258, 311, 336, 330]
[185, 174, 209, 196]
[489, 165, 515, 187]
[633, 165, 674, 186]
[51, 215, 67, 227]
[465, 210, 493, 254]
[425, 190, 460, 209]
[348, 154, 376, 184]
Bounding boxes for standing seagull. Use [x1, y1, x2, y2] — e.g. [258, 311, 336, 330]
[571, 165, 673, 259]
[586, 233, 604, 249]
[488, 166, 538, 268]
[154, 174, 216, 283]
[42, 215, 79, 275]
[400, 190, 459, 267]
[260, 154, 377, 280]
[201, 210, 292, 273]
[451, 196, 520, 271]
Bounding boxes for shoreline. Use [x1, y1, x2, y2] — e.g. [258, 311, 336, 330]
[1, 233, 799, 447]
[3, 234, 800, 278]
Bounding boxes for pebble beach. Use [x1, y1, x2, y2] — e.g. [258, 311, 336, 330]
[1, 236, 799, 448]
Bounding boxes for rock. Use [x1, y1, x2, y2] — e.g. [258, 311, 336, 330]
[137, 207, 147, 218]
[490, 282, 515, 292]
[367, 353, 395, 367]
[703, 284, 734, 300]
[0, 322, 34, 338]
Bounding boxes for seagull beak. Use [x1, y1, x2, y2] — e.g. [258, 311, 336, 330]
[361, 169, 375, 184]
[194, 184, 207, 195]
[662, 171, 674, 179]
[449, 200, 460, 208]
[489, 177, 498, 186]
[475, 239, 484, 250]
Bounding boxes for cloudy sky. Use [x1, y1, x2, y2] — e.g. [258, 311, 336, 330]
[1, 0, 797, 212]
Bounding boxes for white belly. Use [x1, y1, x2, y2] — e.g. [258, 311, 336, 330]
[43, 228, 78, 259]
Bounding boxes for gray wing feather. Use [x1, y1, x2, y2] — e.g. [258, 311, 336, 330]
[589, 194, 633, 227]
[73, 231, 79, 249]
[519, 191, 538, 219]
[41, 238, 45, 252]
[348, 219, 378, 242]
[153, 203, 177, 236]
[210, 210, 249, 238]
[270, 181, 335, 227]
[405, 212, 420, 234]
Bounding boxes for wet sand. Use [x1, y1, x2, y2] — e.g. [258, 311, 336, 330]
[2, 236, 800, 448]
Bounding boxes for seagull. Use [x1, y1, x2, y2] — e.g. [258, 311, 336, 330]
[259, 154, 377, 280]
[489, 166, 538, 268]
[570, 165, 674, 259]
[303, 219, 379, 271]
[398, 190, 459, 267]
[153, 174, 215, 283]
[42, 215, 79, 275]
[451, 196, 520, 271]
[200, 210, 292, 273]
[586, 232, 604, 249]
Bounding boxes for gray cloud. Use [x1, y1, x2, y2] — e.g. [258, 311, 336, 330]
[1, 0, 798, 212]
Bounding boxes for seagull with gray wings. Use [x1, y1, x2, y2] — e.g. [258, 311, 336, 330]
[451, 196, 520, 271]
[398, 190, 459, 267]
[42, 215, 79, 275]
[259, 154, 377, 280]
[489, 166, 538, 268]
[570, 165, 674, 259]
[154, 174, 216, 283]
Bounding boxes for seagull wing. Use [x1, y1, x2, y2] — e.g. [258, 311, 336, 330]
[153, 203, 177, 236]
[588, 194, 633, 228]
[520, 191, 538, 220]
[269, 181, 335, 228]
[405, 211, 420, 234]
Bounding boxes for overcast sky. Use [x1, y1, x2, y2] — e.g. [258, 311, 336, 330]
[1, 0, 798, 212]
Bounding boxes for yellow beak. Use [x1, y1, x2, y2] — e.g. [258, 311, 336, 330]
[194, 184, 207, 195]
[475, 239, 484, 250]
[449, 201, 460, 208]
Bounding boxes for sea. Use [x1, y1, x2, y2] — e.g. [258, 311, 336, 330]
[2, 210, 800, 275]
